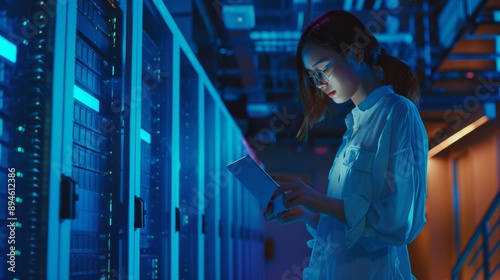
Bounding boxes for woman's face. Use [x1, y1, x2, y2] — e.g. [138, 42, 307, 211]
[301, 41, 363, 104]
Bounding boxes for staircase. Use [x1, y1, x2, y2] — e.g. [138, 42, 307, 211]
[452, 190, 500, 279]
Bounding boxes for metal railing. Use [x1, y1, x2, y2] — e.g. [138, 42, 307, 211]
[452, 190, 500, 280]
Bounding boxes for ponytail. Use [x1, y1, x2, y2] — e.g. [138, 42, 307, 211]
[379, 48, 420, 107]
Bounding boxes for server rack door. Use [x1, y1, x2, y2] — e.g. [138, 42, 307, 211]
[71, 0, 124, 278]
[204, 90, 220, 280]
[197, 73, 205, 280]
[236, 141, 244, 280]
[252, 192, 260, 280]
[220, 112, 234, 280]
[251, 175, 260, 280]
[178, 50, 199, 280]
[241, 184, 247, 280]
[232, 131, 243, 280]
[0, 1, 58, 278]
[249, 195, 255, 280]
[243, 188, 250, 280]
[236, 139, 245, 280]
[242, 145, 250, 280]
[140, 3, 173, 278]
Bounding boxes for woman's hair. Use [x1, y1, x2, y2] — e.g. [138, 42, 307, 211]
[295, 9, 420, 143]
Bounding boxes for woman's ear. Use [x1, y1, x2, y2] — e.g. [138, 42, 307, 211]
[347, 43, 364, 66]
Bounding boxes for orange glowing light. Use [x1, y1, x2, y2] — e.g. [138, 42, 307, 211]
[428, 116, 489, 158]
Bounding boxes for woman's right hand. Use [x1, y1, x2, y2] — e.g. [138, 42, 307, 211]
[264, 203, 315, 226]
[263, 173, 319, 225]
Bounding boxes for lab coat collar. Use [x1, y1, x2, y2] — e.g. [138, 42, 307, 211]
[353, 84, 394, 113]
[345, 84, 394, 128]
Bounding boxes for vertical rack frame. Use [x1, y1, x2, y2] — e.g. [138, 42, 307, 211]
[49, 0, 78, 278]
[124, 0, 143, 278]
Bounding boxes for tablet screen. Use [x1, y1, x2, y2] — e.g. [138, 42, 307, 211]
[227, 155, 288, 216]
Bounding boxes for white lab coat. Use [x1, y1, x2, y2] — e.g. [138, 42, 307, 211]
[303, 85, 428, 279]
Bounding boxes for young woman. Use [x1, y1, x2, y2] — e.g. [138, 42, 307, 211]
[263, 9, 428, 279]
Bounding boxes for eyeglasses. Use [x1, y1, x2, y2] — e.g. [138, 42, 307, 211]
[305, 46, 351, 88]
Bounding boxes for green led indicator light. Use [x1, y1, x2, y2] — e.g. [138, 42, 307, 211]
[15, 222, 21, 227]
[15, 197, 20, 202]
[156, 131, 160, 134]
[17, 147, 24, 152]
[18, 126, 24, 131]
[16, 172, 22, 177]
[23, 21, 27, 26]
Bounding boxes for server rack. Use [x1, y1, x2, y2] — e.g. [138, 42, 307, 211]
[0, 0, 265, 279]
[178, 49, 199, 280]
[71, 0, 125, 278]
[219, 110, 234, 280]
[140, 1, 173, 278]
[0, 0, 54, 279]
[233, 136, 243, 280]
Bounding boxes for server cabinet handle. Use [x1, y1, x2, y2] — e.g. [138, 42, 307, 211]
[134, 196, 146, 228]
[60, 174, 79, 219]
[202, 214, 206, 235]
[175, 207, 180, 232]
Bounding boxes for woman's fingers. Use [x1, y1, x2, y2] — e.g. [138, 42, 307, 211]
[271, 182, 297, 200]
[269, 173, 300, 183]
[275, 210, 290, 219]
[277, 210, 300, 225]
[282, 188, 302, 209]
[263, 202, 276, 221]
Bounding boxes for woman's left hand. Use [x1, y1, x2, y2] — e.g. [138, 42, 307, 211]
[270, 177, 326, 214]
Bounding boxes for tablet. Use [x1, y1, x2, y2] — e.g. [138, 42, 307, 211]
[226, 155, 288, 217]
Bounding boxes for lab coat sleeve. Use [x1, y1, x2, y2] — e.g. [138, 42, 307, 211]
[305, 223, 317, 248]
[343, 100, 428, 252]
[305, 223, 317, 238]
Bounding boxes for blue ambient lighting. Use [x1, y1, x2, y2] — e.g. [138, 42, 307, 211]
[141, 128, 151, 144]
[74, 85, 100, 112]
[247, 103, 277, 118]
[496, 37, 500, 72]
[0, 35, 17, 63]
[484, 102, 496, 120]
[493, 10, 500, 22]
